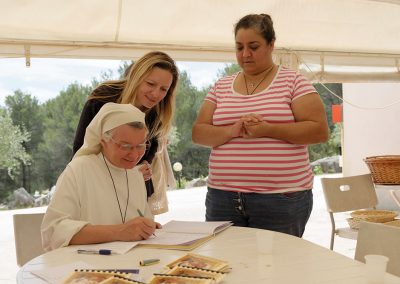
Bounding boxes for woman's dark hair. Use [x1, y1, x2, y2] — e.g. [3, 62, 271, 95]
[234, 14, 276, 44]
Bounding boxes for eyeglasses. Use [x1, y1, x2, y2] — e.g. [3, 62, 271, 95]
[109, 137, 151, 152]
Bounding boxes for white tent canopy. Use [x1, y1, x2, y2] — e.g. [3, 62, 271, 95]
[1, 0, 400, 82]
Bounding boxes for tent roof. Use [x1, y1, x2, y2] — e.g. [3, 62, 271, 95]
[1, 0, 400, 82]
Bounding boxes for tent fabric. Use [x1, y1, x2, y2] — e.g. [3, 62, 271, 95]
[0, 0, 399, 82]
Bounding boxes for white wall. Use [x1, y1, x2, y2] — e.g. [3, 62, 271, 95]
[342, 83, 400, 176]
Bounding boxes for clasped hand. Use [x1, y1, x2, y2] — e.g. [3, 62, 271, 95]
[231, 113, 266, 138]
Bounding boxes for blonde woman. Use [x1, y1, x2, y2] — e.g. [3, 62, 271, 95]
[73, 51, 179, 213]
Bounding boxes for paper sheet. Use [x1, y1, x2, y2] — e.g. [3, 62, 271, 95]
[30, 261, 94, 284]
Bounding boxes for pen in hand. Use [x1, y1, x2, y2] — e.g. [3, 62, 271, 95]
[137, 209, 157, 237]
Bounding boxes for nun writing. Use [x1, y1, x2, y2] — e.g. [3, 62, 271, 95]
[41, 103, 161, 251]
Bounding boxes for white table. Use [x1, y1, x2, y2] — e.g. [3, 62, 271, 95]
[17, 227, 400, 284]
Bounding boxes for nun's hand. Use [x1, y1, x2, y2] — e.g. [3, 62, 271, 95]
[138, 161, 152, 181]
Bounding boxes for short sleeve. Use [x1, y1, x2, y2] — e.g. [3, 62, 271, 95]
[292, 73, 317, 101]
[204, 84, 217, 104]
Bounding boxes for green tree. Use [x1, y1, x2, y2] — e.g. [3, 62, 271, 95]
[169, 71, 211, 180]
[37, 82, 92, 188]
[308, 83, 343, 162]
[217, 63, 241, 77]
[118, 61, 133, 78]
[0, 112, 30, 200]
[170, 63, 239, 180]
[5, 90, 44, 192]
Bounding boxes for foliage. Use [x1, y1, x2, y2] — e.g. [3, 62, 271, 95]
[118, 61, 134, 78]
[0, 60, 344, 204]
[314, 83, 343, 132]
[217, 63, 241, 77]
[168, 65, 241, 181]
[0, 112, 30, 200]
[175, 176, 187, 189]
[168, 71, 211, 180]
[5, 90, 44, 192]
[308, 83, 343, 162]
[312, 165, 323, 175]
[36, 83, 92, 188]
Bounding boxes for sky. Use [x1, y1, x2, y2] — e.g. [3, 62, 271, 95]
[0, 58, 228, 107]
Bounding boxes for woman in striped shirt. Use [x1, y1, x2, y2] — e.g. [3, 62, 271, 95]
[192, 14, 329, 237]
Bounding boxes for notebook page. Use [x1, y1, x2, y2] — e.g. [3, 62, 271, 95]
[161, 220, 232, 234]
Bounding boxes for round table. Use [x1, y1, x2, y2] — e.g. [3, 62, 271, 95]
[17, 227, 400, 283]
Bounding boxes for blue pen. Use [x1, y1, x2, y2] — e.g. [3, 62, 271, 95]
[77, 249, 112, 255]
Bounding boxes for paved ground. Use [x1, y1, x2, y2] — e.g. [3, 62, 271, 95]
[0, 173, 357, 284]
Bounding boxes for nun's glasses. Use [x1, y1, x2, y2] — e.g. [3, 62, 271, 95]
[109, 137, 151, 152]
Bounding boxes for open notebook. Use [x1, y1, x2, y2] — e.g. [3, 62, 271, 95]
[138, 220, 232, 250]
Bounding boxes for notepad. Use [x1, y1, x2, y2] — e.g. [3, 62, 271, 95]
[138, 220, 232, 251]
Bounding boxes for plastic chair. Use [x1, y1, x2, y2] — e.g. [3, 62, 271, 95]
[13, 213, 45, 266]
[389, 189, 400, 208]
[355, 221, 400, 277]
[321, 174, 377, 250]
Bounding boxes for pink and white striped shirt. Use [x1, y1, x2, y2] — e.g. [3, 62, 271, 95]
[205, 66, 316, 193]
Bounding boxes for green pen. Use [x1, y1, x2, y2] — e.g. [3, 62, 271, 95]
[139, 258, 160, 266]
[137, 209, 145, 217]
[137, 209, 157, 237]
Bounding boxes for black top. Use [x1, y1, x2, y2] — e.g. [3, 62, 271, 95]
[72, 85, 159, 197]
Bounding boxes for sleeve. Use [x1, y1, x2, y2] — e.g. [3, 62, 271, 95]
[204, 83, 217, 104]
[139, 110, 160, 198]
[72, 99, 104, 155]
[140, 136, 159, 198]
[41, 165, 89, 251]
[130, 167, 153, 219]
[147, 144, 175, 215]
[291, 73, 317, 101]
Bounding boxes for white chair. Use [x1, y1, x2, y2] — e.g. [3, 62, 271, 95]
[321, 174, 377, 250]
[355, 221, 400, 277]
[13, 213, 45, 266]
[389, 189, 400, 208]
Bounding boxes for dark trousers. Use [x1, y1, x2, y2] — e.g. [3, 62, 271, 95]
[205, 187, 313, 237]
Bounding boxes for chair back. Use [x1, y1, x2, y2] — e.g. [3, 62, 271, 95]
[321, 174, 378, 213]
[13, 213, 45, 266]
[389, 189, 400, 208]
[355, 221, 400, 277]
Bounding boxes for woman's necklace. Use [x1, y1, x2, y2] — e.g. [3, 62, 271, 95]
[243, 64, 275, 95]
[102, 153, 129, 224]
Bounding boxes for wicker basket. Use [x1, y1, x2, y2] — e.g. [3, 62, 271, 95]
[351, 210, 398, 222]
[384, 220, 400, 228]
[364, 155, 400, 184]
[347, 218, 361, 230]
[347, 210, 398, 230]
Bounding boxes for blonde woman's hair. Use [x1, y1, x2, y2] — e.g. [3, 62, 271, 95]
[89, 51, 179, 140]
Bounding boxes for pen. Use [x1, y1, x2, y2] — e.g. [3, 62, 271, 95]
[139, 258, 160, 266]
[77, 249, 112, 255]
[137, 209, 144, 217]
[137, 209, 157, 237]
